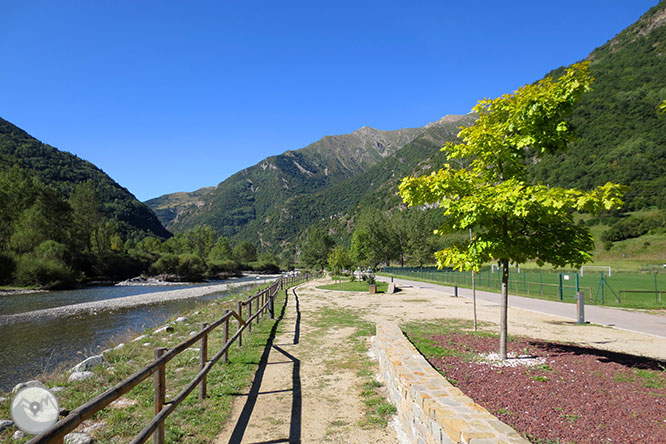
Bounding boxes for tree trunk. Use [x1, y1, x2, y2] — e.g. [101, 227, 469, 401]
[499, 258, 509, 360]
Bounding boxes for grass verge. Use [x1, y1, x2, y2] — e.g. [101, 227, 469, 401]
[318, 281, 389, 293]
[309, 306, 396, 429]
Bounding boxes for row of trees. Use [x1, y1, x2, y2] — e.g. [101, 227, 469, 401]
[0, 168, 276, 289]
[299, 207, 458, 273]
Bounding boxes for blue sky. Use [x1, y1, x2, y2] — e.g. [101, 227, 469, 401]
[0, 1, 659, 201]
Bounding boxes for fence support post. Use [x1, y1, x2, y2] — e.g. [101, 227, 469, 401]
[199, 323, 208, 399]
[540, 271, 543, 297]
[237, 301, 243, 347]
[223, 311, 230, 363]
[256, 295, 260, 323]
[655, 273, 660, 303]
[153, 347, 167, 444]
[577, 291, 585, 324]
[558, 273, 563, 301]
[454, 285, 458, 298]
[248, 301, 252, 332]
[269, 292, 275, 319]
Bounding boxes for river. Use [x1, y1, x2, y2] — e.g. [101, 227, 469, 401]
[0, 276, 265, 393]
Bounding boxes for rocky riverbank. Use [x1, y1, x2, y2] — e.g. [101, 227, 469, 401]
[0, 276, 278, 326]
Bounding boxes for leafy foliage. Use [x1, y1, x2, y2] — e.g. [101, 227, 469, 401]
[399, 63, 625, 358]
[400, 63, 625, 271]
[300, 228, 335, 270]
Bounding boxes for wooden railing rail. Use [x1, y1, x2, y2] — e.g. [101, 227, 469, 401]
[27, 272, 320, 444]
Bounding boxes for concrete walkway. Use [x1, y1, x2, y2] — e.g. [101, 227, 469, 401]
[378, 275, 666, 338]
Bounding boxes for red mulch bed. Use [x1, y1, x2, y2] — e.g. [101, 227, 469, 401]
[420, 333, 666, 444]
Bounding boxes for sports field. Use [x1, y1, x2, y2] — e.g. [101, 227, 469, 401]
[383, 267, 666, 309]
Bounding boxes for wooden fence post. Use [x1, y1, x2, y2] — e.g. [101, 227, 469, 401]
[236, 301, 243, 347]
[223, 310, 230, 363]
[269, 291, 275, 319]
[255, 295, 260, 323]
[153, 347, 167, 444]
[199, 323, 208, 400]
[248, 301, 253, 332]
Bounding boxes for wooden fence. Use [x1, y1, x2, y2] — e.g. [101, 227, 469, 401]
[27, 273, 318, 444]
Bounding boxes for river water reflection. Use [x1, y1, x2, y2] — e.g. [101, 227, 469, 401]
[0, 277, 262, 392]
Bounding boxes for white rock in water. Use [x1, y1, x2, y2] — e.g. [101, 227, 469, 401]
[154, 325, 174, 334]
[0, 420, 13, 432]
[71, 354, 104, 372]
[175, 316, 188, 323]
[65, 432, 94, 444]
[12, 380, 45, 394]
[12, 430, 24, 440]
[132, 335, 147, 342]
[68, 371, 95, 382]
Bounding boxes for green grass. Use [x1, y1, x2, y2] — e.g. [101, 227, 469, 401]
[401, 319, 494, 363]
[318, 281, 389, 293]
[0, 278, 309, 443]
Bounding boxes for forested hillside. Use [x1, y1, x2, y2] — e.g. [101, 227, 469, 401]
[0, 118, 170, 238]
[0, 118, 175, 288]
[528, 2, 666, 209]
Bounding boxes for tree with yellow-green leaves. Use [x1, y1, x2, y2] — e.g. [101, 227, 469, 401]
[399, 62, 626, 359]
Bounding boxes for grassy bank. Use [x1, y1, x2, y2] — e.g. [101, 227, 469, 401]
[0, 279, 305, 443]
[318, 281, 389, 293]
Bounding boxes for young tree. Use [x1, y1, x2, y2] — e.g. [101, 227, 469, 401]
[399, 62, 625, 359]
[233, 240, 257, 264]
[300, 228, 335, 270]
[328, 245, 352, 276]
[209, 236, 233, 261]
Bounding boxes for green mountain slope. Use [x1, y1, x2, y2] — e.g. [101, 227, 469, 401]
[229, 114, 476, 248]
[0, 117, 170, 238]
[528, 1, 666, 209]
[146, 123, 428, 236]
[147, 1, 666, 256]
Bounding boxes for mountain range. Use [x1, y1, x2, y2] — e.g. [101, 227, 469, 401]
[2, 1, 664, 257]
[146, 1, 666, 251]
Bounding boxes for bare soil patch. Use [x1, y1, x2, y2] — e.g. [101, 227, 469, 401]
[416, 331, 666, 444]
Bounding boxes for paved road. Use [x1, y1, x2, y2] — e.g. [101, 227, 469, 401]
[377, 275, 666, 338]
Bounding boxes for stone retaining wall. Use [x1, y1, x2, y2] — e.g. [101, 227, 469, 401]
[375, 323, 530, 444]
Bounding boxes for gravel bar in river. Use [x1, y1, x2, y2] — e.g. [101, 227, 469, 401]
[0, 277, 276, 326]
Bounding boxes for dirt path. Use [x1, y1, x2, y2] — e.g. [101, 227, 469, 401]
[215, 277, 666, 443]
[214, 282, 397, 444]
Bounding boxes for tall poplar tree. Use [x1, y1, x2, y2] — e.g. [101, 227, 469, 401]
[399, 62, 626, 359]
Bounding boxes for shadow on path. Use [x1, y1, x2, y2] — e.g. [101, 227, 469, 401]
[226, 288, 302, 444]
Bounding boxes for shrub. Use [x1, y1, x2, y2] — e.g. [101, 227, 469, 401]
[150, 253, 180, 275]
[177, 254, 206, 281]
[207, 259, 240, 277]
[249, 261, 280, 274]
[0, 252, 16, 285]
[14, 255, 78, 289]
